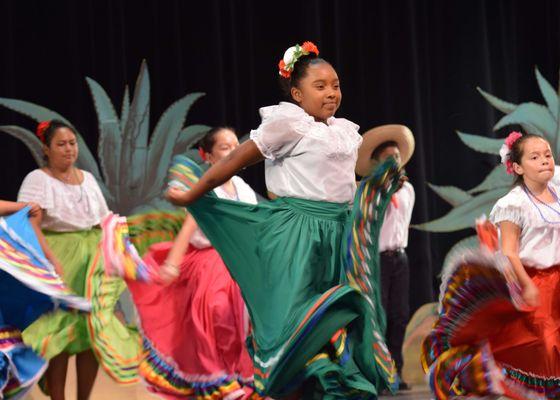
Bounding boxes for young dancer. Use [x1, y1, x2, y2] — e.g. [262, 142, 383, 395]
[423, 132, 560, 399]
[18, 120, 141, 399]
[166, 41, 397, 398]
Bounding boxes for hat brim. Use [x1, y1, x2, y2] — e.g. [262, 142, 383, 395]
[355, 124, 415, 177]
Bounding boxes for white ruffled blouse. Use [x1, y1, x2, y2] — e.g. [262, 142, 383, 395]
[490, 183, 560, 269]
[250, 102, 363, 203]
[189, 176, 258, 249]
[18, 169, 110, 232]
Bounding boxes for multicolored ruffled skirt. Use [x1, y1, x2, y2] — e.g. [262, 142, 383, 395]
[0, 208, 91, 398]
[22, 229, 142, 389]
[127, 242, 257, 399]
[422, 242, 560, 399]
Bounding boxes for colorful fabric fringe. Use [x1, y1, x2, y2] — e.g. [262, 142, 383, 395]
[422, 220, 560, 400]
[139, 336, 259, 400]
[101, 208, 187, 282]
[342, 158, 403, 388]
[101, 213, 154, 281]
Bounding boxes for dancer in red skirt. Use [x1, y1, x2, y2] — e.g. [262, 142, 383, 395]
[126, 127, 259, 399]
[422, 131, 560, 399]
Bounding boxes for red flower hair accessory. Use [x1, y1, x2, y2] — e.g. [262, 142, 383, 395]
[278, 41, 320, 79]
[198, 147, 207, 162]
[36, 121, 51, 144]
[499, 131, 523, 174]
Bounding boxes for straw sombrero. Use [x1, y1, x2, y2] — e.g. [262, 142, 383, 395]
[355, 124, 415, 177]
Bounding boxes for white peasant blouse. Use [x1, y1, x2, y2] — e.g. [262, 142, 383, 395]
[490, 183, 560, 269]
[250, 102, 363, 203]
[18, 169, 110, 232]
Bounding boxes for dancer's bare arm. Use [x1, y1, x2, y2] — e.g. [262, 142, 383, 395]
[500, 221, 539, 307]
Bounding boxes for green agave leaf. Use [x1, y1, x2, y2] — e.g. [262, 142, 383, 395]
[468, 164, 512, 193]
[85, 77, 122, 195]
[0, 97, 72, 125]
[172, 124, 210, 155]
[120, 85, 130, 133]
[144, 93, 205, 199]
[493, 102, 556, 140]
[125, 60, 150, 147]
[120, 61, 151, 206]
[0, 125, 46, 167]
[535, 67, 558, 119]
[440, 235, 480, 277]
[413, 187, 509, 232]
[85, 77, 119, 123]
[477, 87, 517, 114]
[456, 131, 503, 155]
[427, 183, 472, 207]
[0, 97, 102, 180]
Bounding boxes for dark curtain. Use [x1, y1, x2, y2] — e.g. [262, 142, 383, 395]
[1, 0, 559, 314]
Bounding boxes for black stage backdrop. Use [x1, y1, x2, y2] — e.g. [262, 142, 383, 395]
[1, 0, 559, 314]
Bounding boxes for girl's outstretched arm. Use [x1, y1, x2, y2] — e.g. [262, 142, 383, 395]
[500, 220, 539, 307]
[159, 214, 198, 283]
[0, 200, 41, 216]
[167, 140, 264, 206]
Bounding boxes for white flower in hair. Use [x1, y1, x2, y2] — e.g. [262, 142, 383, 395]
[499, 143, 510, 164]
[283, 46, 298, 67]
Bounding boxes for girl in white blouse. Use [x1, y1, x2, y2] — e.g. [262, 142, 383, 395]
[422, 132, 560, 399]
[165, 42, 395, 399]
[18, 120, 140, 400]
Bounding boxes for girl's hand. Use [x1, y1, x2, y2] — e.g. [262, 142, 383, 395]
[26, 202, 41, 217]
[52, 260, 65, 278]
[159, 260, 180, 284]
[521, 280, 539, 308]
[166, 187, 192, 206]
[397, 175, 409, 190]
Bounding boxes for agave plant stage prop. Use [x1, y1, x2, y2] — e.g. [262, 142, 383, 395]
[416, 67, 560, 270]
[0, 60, 210, 215]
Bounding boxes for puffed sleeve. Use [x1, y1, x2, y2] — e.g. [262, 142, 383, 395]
[489, 188, 525, 228]
[84, 172, 110, 218]
[250, 103, 315, 160]
[17, 170, 54, 209]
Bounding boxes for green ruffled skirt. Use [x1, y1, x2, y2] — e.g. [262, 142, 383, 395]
[22, 229, 141, 385]
[188, 195, 395, 399]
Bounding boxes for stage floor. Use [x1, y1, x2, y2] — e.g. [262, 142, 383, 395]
[24, 358, 433, 399]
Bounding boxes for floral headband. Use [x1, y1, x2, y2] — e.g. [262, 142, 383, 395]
[36, 120, 51, 144]
[278, 41, 320, 79]
[499, 131, 523, 174]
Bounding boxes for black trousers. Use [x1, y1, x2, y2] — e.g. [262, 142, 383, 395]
[380, 249, 410, 375]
